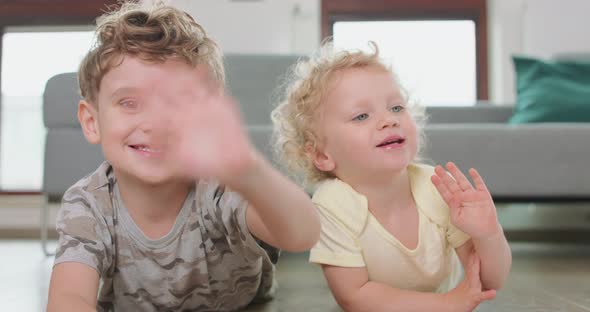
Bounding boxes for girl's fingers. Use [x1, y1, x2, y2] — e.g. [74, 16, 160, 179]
[435, 165, 462, 194]
[468, 253, 481, 287]
[446, 162, 473, 191]
[469, 168, 490, 192]
[431, 174, 453, 202]
[480, 289, 497, 301]
[431, 175, 462, 214]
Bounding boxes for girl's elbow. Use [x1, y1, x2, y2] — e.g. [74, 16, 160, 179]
[334, 290, 366, 312]
[484, 271, 510, 291]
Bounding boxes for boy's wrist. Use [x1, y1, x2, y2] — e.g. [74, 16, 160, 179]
[222, 149, 265, 190]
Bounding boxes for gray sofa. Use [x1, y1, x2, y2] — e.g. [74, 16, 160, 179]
[225, 55, 590, 202]
[43, 55, 590, 204]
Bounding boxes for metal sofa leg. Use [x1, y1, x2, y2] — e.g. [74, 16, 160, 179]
[41, 197, 55, 257]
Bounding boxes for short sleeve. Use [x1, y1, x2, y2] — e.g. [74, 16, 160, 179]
[54, 186, 113, 276]
[446, 222, 471, 248]
[309, 180, 369, 267]
[202, 182, 280, 262]
[198, 181, 279, 302]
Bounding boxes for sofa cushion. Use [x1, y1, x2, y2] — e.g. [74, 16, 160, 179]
[509, 56, 590, 123]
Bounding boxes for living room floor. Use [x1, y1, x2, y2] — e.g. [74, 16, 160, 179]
[1, 203, 590, 311]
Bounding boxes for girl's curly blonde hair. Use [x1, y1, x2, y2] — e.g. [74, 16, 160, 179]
[78, 1, 224, 105]
[271, 41, 426, 188]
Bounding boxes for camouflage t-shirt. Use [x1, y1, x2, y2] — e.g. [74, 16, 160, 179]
[54, 162, 279, 311]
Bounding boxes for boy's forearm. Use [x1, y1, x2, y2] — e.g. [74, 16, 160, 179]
[228, 153, 320, 250]
[472, 225, 512, 289]
[344, 282, 454, 312]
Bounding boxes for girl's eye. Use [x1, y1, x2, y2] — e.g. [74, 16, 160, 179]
[390, 105, 405, 113]
[353, 113, 369, 121]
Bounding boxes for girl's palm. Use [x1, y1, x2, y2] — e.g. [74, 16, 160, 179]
[431, 162, 499, 239]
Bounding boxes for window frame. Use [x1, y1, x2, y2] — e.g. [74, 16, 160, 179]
[321, 0, 488, 100]
[0, 0, 117, 193]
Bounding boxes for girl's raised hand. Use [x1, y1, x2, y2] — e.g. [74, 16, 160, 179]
[431, 162, 500, 239]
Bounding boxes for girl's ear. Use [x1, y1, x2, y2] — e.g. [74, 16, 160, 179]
[78, 100, 101, 144]
[305, 142, 335, 172]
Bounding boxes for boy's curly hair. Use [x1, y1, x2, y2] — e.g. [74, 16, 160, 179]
[78, 1, 224, 105]
[271, 41, 426, 188]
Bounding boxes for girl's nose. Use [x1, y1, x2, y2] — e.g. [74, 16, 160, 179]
[378, 114, 399, 129]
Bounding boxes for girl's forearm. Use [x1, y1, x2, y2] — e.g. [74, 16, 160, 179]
[342, 282, 454, 312]
[472, 225, 512, 289]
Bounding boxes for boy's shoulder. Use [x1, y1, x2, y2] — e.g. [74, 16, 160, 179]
[55, 162, 117, 273]
[195, 179, 245, 210]
[61, 161, 115, 218]
[65, 161, 113, 193]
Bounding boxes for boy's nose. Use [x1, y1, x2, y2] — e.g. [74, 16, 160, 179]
[139, 103, 172, 132]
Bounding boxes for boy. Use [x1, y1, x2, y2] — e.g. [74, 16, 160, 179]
[46, 2, 320, 311]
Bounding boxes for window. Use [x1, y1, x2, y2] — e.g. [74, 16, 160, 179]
[322, 0, 488, 106]
[334, 20, 476, 106]
[0, 0, 113, 192]
[0, 28, 94, 190]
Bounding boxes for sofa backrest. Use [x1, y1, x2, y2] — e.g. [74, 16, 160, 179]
[426, 105, 514, 124]
[225, 54, 301, 125]
[224, 54, 301, 164]
[43, 73, 103, 200]
[424, 123, 590, 200]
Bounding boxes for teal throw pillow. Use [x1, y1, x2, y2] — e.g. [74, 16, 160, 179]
[509, 56, 590, 123]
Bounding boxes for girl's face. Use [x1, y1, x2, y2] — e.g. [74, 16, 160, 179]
[310, 66, 418, 182]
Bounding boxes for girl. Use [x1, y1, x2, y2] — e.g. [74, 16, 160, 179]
[272, 42, 511, 312]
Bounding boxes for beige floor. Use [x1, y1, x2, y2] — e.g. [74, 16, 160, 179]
[2, 201, 590, 311]
[1, 240, 589, 311]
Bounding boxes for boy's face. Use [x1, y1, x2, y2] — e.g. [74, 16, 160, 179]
[78, 56, 206, 186]
[311, 66, 418, 182]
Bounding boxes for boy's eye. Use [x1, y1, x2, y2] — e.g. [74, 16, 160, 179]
[119, 100, 137, 109]
[390, 105, 405, 113]
[353, 113, 369, 121]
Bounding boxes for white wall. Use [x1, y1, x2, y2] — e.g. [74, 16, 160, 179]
[146, 0, 319, 55]
[155, 0, 590, 103]
[488, 0, 590, 103]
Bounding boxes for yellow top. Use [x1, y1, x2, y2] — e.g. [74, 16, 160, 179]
[309, 163, 470, 292]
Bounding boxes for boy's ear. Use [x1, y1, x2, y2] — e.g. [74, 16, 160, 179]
[305, 142, 335, 172]
[78, 100, 101, 144]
